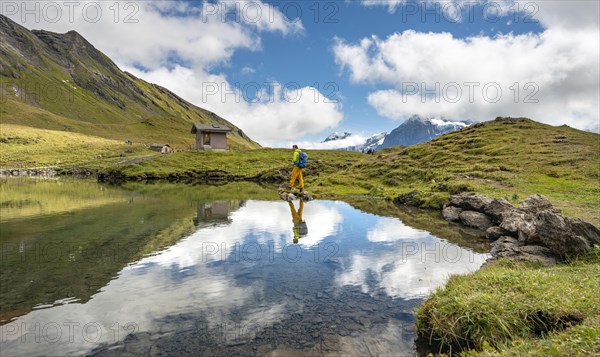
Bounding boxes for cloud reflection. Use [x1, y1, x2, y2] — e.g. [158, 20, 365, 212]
[337, 217, 488, 299]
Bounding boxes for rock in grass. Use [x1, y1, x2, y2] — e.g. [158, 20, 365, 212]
[448, 193, 493, 213]
[442, 206, 462, 222]
[518, 194, 558, 214]
[445, 192, 600, 261]
[459, 210, 494, 230]
[535, 211, 597, 259]
[483, 198, 515, 224]
[489, 237, 558, 266]
[486, 226, 512, 241]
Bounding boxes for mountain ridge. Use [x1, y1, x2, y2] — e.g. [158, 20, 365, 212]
[322, 115, 469, 152]
[0, 14, 259, 150]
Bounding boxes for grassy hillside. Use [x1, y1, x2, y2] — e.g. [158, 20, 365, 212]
[0, 14, 259, 150]
[324, 118, 600, 224]
[0, 124, 154, 169]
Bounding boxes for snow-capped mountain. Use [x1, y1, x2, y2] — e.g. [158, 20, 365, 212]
[379, 115, 470, 149]
[320, 115, 469, 152]
[322, 132, 353, 142]
[320, 132, 387, 152]
[347, 132, 387, 153]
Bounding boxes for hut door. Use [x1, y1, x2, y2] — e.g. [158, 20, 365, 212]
[203, 133, 211, 145]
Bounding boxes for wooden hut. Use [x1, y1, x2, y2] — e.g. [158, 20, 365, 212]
[191, 124, 232, 151]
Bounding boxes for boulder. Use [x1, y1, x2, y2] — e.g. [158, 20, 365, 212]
[459, 210, 494, 230]
[489, 237, 558, 266]
[499, 210, 539, 245]
[568, 218, 600, 246]
[490, 236, 519, 256]
[483, 198, 515, 224]
[534, 211, 594, 259]
[486, 226, 512, 241]
[518, 194, 557, 214]
[515, 247, 558, 266]
[448, 193, 493, 213]
[446, 193, 600, 262]
[442, 206, 462, 222]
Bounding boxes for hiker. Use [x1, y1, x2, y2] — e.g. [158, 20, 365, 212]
[288, 144, 306, 192]
[289, 200, 307, 244]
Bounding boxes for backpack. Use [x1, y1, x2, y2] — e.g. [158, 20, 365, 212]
[297, 152, 308, 168]
[296, 221, 308, 236]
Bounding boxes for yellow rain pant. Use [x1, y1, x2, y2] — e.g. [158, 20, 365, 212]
[289, 166, 304, 189]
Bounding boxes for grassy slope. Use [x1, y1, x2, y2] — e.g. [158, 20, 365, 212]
[0, 124, 154, 169]
[0, 16, 259, 151]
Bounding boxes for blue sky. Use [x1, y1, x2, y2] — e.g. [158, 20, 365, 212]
[221, 1, 546, 142]
[4, 1, 599, 147]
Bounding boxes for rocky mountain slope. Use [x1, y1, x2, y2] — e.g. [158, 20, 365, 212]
[0, 14, 259, 150]
[323, 116, 468, 152]
[380, 115, 469, 148]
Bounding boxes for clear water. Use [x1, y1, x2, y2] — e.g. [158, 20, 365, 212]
[0, 179, 488, 356]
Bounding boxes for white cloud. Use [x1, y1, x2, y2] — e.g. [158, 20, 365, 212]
[4, 1, 343, 144]
[124, 64, 343, 142]
[294, 133, 367, 150]
[367, 217, 431, 242]
[343, 1, 600, 132]
[361, 0, 407, 13]
[241, 66, 256, 74]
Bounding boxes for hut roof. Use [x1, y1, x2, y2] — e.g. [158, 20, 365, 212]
[191, 124, 232, 134]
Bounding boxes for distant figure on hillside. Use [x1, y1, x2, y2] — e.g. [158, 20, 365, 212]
[288, 144, 307, 192]
[289, 200, 308, 244]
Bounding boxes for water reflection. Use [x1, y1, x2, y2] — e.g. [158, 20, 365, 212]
[0, 180, 488, 356]
[289, 200, 307, 244]
[337, 217, 487, 299]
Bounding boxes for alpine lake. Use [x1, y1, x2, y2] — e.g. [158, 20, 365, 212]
[0, 178, 490, 356]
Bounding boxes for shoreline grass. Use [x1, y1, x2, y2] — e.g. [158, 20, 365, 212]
[416, 247, 600, 356]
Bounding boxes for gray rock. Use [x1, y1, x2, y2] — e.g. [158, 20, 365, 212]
[535, 211, 593, 259]
[568, 218, 600, 245]
[499, 210, 540, 244]
[442, 206, 462, 222]
[489, 238, 558, 266]
[490, 236, 519, 257]
[483, 198, 515, 224]
[486, 226, 512, 241]
[515, 251, 558, 266]
[449, 193, 493, 213]
[459, 210, 493, 230]
[518, 194, 557, 214]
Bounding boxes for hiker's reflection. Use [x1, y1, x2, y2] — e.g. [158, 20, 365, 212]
[289, 200, 308, 244]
